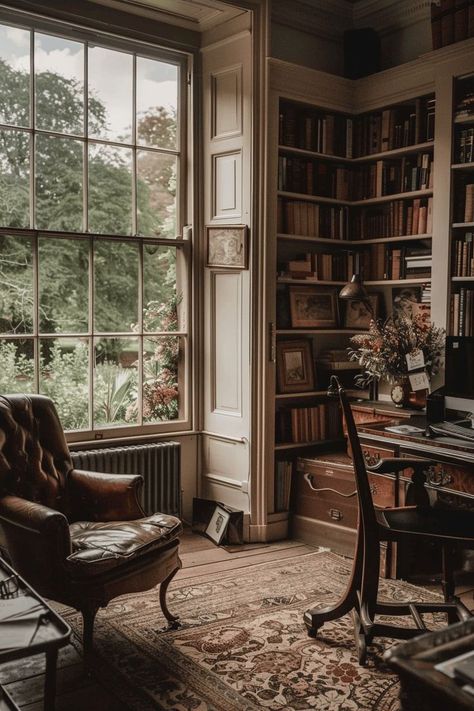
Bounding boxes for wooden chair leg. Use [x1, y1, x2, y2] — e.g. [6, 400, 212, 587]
[159, 558, 182, 628]
[441, 544, 458, 624]
[82, 604, 99, 656]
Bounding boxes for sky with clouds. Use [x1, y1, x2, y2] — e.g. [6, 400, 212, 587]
[0, 23, 178, 141]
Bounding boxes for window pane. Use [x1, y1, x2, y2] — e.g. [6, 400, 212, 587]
[0, 339, 34, 393]
[35, 134, 83, 231]
[143, 336, 181, 422]
[40, 338, 89, 430]
[0, 234, 33, 333]
[94, 337, 138, 426]
[94, 240, 138, 332]
[89, 144, 132, 235]
[136, 57, 178, 150]
[137, 151, 176, 237]
[0, 129, 30, 227]
[39, 237, 88, 333]
[88, 46, 132, 143]
[143, 245, 180, 332]
[35, 33, 84, 135]
[0, 24, 30, 127]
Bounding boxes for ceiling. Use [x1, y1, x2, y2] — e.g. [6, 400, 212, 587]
[91, 0, 246, 31]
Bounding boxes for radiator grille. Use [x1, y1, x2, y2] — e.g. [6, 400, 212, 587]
[70, 442, 181, 517]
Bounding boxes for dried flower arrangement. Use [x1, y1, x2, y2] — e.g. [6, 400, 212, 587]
[348, 315, 445, 388]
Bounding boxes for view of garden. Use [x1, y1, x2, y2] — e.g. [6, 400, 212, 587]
[0, 26, 184, 430]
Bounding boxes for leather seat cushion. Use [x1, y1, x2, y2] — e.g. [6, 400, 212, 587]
[66, 513, 182, 577]
[378, 506, 474, 542]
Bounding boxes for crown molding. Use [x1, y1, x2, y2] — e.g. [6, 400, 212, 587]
[353, 0, 432, 35]
[271, 0, 352, 42]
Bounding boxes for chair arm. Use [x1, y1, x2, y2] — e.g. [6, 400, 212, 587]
[0, 495, 70, 536]
[367, 458, 435, 475]
[68, 469, 145, 522]
[0, 496, 71, 596]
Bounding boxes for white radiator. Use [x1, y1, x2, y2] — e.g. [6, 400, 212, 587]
[70, 442, 181, 517]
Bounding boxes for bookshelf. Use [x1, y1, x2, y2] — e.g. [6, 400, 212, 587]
[272, 90, 436, 519]
[450, 73, 474, 337]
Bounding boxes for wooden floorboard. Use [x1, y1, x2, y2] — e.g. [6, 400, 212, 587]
[2, 532, 473, 710]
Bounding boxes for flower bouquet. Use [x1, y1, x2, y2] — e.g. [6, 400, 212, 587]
[348, 315, 445, 392]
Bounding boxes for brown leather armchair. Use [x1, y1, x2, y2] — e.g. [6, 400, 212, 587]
[0, 394, 182, 652]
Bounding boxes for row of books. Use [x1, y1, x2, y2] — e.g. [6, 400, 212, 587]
[278, 156, 350, 199]
[463, 184, 474, 223]
[431, 0, 474, 50]
[279, 155, 433, 202]
[368, 244, 432, 281]
[274, 460, 292, 512]
[277, 198, 350, 240]
[279, 251, 357, 282]
[352, 197, 433, 240]
[352, 154, 433, 201]
[352, 98, 435, 157]
[276, 402, 342, 444]
[455, 127, 474, 163]
[454, 89, 474, 123]
[279, 104, 353, 158]
[451, 288, 474, 336]
[452, 233, 474, 276]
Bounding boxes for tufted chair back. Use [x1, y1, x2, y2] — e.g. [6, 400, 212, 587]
[0, 394, 73, 517]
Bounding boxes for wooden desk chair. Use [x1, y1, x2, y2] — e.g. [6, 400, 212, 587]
[304, 375, 474, 665]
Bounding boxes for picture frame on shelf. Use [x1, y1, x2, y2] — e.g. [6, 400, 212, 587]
[289, 286, 338, 328]
[344, 294, 380, 329]
[276, 339, 315, 393]
[206, 225, 248, 269]
[392, 286, 422, 319]
[205, 505, 231, 545]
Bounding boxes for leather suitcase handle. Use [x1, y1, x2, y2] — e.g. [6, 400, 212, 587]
[304, 473, 357, 498]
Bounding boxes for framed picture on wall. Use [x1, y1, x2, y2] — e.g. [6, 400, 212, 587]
[206, 225, 248, 269]
[344, 294, 380, 329]
[276, 339, 315, 393]
[289, 287, 338, 328]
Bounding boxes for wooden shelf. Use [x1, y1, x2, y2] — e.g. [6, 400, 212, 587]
[351, 189, 433, 207]
[277, 328, 363, 335]
[352, 141, 434, 163]
[277, 233, 350, 245]
[351, 234, 432, 245]
[452, 276, 474, 282]
[275, 390, 328, 400]
[278, 190, 351, 206]
[277, 233, 432, 246]
[277, 277, 346, 285]
[278, 144, 350, 163]
[451, 162, 474, 170]
[275, 438, 345, 452]
[364, 278, 431, 286]
[454, 115, 474, 124]
[452, 222, 474, 228]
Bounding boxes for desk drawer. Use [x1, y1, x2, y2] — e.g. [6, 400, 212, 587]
[400, 456, 474, 498]
[295, 460, 397, 525]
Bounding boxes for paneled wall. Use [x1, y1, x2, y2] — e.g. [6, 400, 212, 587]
[200, 18, 252, 523]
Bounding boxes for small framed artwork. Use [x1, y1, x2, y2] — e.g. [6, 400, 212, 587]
[206, 225, 248, 269]
[289, 287, 338, 328]
[277, 339, 315, 393]
[344, 294, 380, 329]
[205, 505, 231, 545]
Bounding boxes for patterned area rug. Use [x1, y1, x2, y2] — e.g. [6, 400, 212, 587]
[62, 550, 441, 711]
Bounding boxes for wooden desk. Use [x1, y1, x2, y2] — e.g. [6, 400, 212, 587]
[386, 619, 474, 711]
[294, 402, 474, 579]
[0, 558, 71, 710]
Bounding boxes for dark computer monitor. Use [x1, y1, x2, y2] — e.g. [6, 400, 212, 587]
[445, 337, 474, 399]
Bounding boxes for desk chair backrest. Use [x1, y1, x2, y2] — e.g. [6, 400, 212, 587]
[328, 376, 378, 534]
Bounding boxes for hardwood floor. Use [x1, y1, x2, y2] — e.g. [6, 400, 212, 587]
[1, 530, 473, 710]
